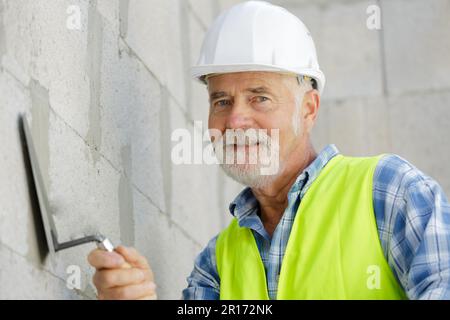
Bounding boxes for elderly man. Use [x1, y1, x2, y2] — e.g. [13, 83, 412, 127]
[88, 1, 450, 299]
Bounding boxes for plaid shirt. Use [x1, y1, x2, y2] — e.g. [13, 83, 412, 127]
[181, 144, 450, 300]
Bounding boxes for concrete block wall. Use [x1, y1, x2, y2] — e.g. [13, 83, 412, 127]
[0, 0, 243, 299]
[0, 0, 449, 299]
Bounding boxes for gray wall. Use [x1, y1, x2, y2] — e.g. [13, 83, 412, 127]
[0, 0, 449, 299]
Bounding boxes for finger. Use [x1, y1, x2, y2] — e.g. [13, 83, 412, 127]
[137, 293, 158, 300]
[136, 281, 158, 300]
[88, 249, 125, 269]
[115, 246, 150, 270]
[100, 281, 157, 300]
[93, 268, 146, 290]
[141, 268, 155, 282]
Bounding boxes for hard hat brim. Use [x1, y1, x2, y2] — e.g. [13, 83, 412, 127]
[191, 63, 325, 94]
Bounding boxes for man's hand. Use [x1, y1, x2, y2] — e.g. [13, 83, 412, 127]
[87, 245, 157, 300]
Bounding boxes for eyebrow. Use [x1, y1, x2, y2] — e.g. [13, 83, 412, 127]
[209, 91, 228, 100]
[209, 86, 273, 100]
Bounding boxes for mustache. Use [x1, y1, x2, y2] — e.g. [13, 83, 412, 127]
[212, 129, 272, 148]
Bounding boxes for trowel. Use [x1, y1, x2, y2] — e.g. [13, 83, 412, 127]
[21, 114, 115, 256]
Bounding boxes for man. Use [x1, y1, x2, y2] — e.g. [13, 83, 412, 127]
[88, 1, 450, 299]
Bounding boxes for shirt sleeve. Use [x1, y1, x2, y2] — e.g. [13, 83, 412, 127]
[181, 234, 221, 300]
[373, 154, 450, 299]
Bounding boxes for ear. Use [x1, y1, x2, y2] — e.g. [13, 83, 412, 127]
[301, 89, 320, 133]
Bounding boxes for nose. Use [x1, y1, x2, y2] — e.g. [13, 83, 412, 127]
[226, 97, 254, 130]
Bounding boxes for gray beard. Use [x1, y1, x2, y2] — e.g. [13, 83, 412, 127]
[219, 161, 283, 189]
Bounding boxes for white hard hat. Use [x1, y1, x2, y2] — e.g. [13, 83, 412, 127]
[191, 1, 326, 94]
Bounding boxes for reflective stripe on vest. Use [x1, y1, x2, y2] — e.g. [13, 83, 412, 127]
[216, 154, 407, 300]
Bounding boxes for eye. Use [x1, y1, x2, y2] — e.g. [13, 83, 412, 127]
[253, 96, 270, 103]
[214, 99, 232, 107]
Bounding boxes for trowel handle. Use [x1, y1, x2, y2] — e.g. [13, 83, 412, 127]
[96, 238, 132, 269]
[96, 237, 115, 252]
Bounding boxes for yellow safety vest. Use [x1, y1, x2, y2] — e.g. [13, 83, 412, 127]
[216, 154, 407, 299]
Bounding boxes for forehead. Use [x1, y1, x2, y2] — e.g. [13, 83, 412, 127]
[207, 71, 296, 91]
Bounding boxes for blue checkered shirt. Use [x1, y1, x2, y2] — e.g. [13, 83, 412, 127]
[181, 144, 450, 300]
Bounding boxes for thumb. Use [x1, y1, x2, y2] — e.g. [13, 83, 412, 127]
[115, 246, 150, 270]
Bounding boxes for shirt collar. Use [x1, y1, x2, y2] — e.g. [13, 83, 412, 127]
[228, 144, 340, 223]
